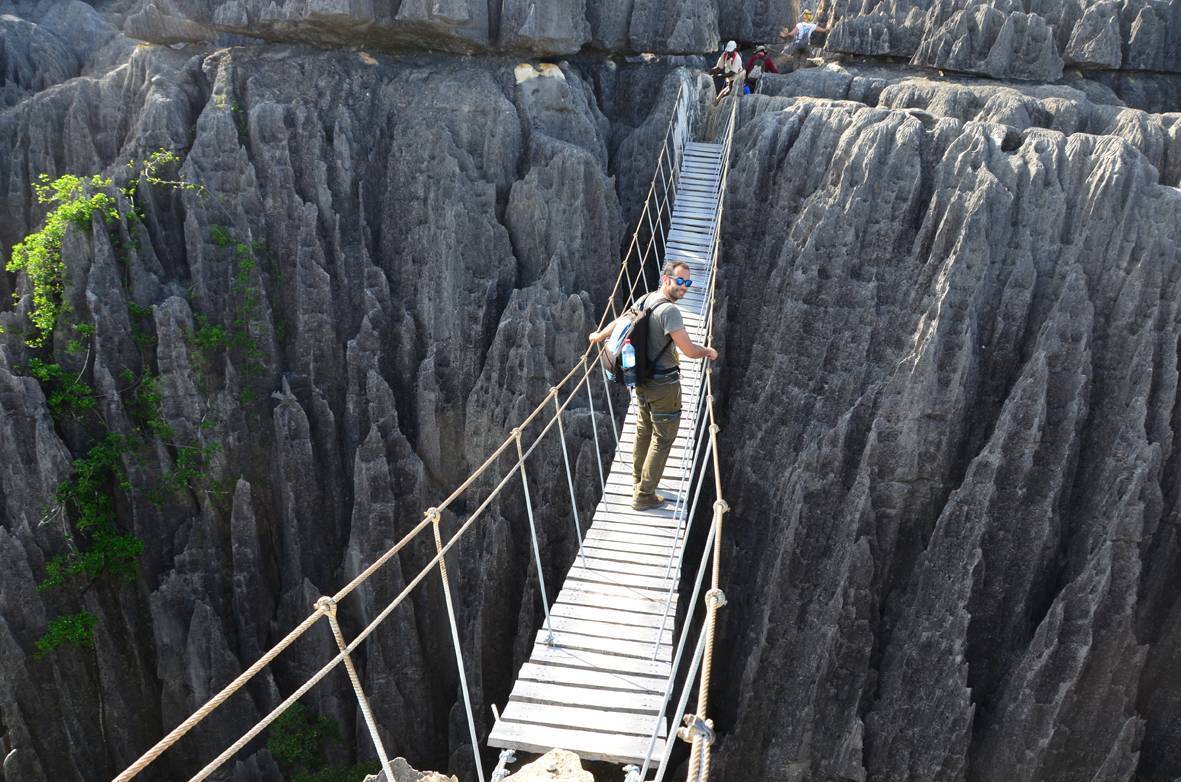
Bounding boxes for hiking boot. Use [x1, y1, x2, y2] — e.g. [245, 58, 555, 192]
[632, 493, 666, 511]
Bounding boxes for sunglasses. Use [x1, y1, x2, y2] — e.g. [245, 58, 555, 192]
[669, 276, 693, 288]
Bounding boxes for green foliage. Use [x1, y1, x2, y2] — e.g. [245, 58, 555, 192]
[127, 302, 152, 319]
[38, 432, 144, 597]
[192, 315, 229, 352]
[25, 358, 95, 418]
[18, 151, 220, 660]
[149, 442, 222, 504]
[34, 612, 98, 658]
[127, 371, 173, 440]
[122, 149, 206, 202]
[210, 225, 232, 248]
[7, 151, 204, 346]
[189, 229, 268, 384]
[268, 704, 341, 773]
[7, 174, 118, 346]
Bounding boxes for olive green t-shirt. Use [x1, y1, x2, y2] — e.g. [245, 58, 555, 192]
[638, 291, 684, 375]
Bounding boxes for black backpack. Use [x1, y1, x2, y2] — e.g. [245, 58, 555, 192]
[601, 298, 674, 388]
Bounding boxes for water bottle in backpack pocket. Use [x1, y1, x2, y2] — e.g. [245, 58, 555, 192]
[601, 299, 672, 389]
[621, 339, 637, 388]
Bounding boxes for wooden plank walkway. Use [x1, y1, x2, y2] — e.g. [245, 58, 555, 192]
[487, 141, 724, 767]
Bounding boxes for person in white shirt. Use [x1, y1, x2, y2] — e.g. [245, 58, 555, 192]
[779, 11, 830, 70]
[711, 40, 745, 103]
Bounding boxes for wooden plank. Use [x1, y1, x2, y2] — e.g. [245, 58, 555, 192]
[586, 520, 679, 542]
[508, 678, 663, 713]
[675, 190, 718, 199]
[666, 247, 711, 260]
[499, 701, 666, 739]
[667, 239, 713, 254]
[488, 719, 665, 766]
[671, 210, 717, 222]
[678, 177, 721, 187]
[526, 641, 672, 678]
[515, 661, 665, 697]
[667, 232, 713, 246]
[545, 628, 672, 662]
[557, 580, 676, 606]
[591, 513, 681, 536]
[575, 555, 678, 581]
[580, 544, 676, 569]
[566, 567, 678, 596]
[666, 246, 710, 260]
[546, 614, 673, 646]
[582, 528, 678, 551]
[594, 502, 682, 524]
[565, 565, 678, 595]
[669, 223, 715, 237]
[671, 207, 716, 220]
[549, 602, 668, 632]
[582, 533, 678, 558]
[674, 195, 717, 207]
[670, 227, 713, 238]
[557, 586, 671, 615]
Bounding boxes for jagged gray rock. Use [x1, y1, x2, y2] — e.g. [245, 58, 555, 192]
[105, 0, 793, 56]
[710, 79, 1181, 780]
[502, 748, 595, 781]
[758, 63, 1181, 186]
[0, 11, 697, 773]
[826, 0, 1181, 78]
[0, 1, 136, 107]
[912, 3, 1064, 81]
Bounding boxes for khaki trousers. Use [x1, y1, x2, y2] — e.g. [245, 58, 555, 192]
[632, 379, 682, 499]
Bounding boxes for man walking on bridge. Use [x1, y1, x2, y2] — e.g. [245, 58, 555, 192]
[589, 261, 718, 511]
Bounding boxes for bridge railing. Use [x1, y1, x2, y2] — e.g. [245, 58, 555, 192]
[113, 76, 705, 782]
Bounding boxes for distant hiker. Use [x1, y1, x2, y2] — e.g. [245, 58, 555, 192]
[745, 44, 779, 93]
[779, 11, 830, 70]
[711, 41, 745, 103]
[588, 261, 718, 511]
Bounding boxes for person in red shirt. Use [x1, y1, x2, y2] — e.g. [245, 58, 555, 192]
[745, 44, 779, 94]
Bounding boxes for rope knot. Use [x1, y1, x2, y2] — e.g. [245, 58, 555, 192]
[425, 506, 441, 524]
[705, 588, 727, 610]
[548, 386, 560, 398]
[713, 499, 730, 515]
[313, 596, 337, 616]
[510, 427, 522, 439]
[676, 714, 716, 746]
[709, 423, 721, 435]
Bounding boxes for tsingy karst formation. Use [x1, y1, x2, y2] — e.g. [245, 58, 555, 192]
[1, 0, 1179, 780]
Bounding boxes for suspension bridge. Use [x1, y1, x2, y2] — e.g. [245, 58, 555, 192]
[112, 80, 738, 782]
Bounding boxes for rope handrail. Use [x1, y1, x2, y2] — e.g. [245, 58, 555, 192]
[113, 78, 697, 782]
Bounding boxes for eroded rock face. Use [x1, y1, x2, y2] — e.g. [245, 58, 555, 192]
[758, 63, 1181, 187]
[827, 0, 1181, 79]
[0, 21, 693, 776]
[114, 0, 791, 56]
[0, 0, 135, 107]
[709, 84, 1181, 780]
